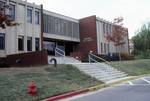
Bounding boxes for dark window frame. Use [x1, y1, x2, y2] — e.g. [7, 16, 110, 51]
[0, 2, 5, 14]
[18, 36, 24, 51]
[9, 4, 15, 20]
[27, 9, 32, 23]
[0, 33, 5, 50]
[35, 11, 39, 25]
[101, 43, 103, 53]
[27, 37, 32, 51]
[35, 38, 39, 51]
[103, 23, 105, 34]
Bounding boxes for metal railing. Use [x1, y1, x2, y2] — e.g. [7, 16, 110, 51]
[89, 53, 110, 66]
[55, 47, 65, 57]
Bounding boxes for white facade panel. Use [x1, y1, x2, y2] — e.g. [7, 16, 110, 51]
[96, 17, 129, 55]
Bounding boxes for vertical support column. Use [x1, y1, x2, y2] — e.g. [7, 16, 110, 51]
[24, 0, 27, 52]
[41, 4, 43, 50]
[5, 0, 9, 55]
[32, 2, 35, 51]
[16, 0, 19, 53]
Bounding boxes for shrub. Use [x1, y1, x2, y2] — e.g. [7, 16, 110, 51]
[0, 62, 9, 68]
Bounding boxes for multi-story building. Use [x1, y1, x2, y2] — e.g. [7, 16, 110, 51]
[0, 0, 129, 63]
[73, 16, 129, 59]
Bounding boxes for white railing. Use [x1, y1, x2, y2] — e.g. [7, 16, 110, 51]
[89, 53, 110, 66]
[55, 47, 65, 57]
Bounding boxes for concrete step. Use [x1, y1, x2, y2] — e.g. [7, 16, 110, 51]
[71, 63, 129, 83]
[99, 74, 128, 82]
[91, 72, 125, 77]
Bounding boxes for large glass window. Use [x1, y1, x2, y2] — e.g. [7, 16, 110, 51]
[27, 9, 32, 23]
[27, 37, 32, 51]
[18, 36, 24, 51]
[35, 11, 39, 24]
[35, 38, 39, 51]
[0, 34, 5, 50]
[9, 4, 15, 20]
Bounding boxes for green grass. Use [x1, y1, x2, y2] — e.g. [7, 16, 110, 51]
[110, 59, 150, 76]
[0, 64, 103, 101]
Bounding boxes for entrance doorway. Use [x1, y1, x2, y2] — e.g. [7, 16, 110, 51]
[43, 40, 74, 56]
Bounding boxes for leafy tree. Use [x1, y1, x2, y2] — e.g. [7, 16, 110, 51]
[0, 3, 20, 29]
[132, 21, 150, 58]
[104, 17, 127, 61]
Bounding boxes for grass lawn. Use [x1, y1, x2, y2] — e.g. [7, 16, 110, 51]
[110, 59, 150, 76]
[0, 64, 103, 101]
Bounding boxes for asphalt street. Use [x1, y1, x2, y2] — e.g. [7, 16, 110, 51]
[59, 76, 150, 101]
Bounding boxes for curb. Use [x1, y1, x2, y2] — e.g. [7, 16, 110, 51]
[42, 74, 150, 101]
[42, 89, 89, 101]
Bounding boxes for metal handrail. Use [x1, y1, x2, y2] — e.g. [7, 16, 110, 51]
[89, 53, 110, 66]
[55, 47, 65, 57]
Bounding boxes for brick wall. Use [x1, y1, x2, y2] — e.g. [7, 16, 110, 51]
[7, 50, 48, 67]
[70, 52, 83, 61]
[74, 15, 98, 59]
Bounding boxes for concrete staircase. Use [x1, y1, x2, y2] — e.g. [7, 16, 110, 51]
[71, 63, 129, 83]
[48, 56, 81, 64]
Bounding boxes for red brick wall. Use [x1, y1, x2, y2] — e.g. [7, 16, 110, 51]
[70, 52, 83, 61]
[7, 50, 48, 67]
[74, 15, 98, 59]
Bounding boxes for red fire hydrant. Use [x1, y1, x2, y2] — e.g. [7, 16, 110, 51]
[28, 81, 37, 97]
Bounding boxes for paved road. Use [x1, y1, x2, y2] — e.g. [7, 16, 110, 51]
[59, 76, 150, 101]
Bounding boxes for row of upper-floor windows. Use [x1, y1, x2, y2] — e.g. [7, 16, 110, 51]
[0, 2, 39, 25]
[0, 33, 39, 51]
[103, 23, 112, 35]
[101, 43, 125, 54]
[43, 14, 79, 38]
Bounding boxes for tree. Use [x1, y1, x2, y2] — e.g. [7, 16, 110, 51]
[132, 21, 150, 58]
[0, 3, 20, 29]
[104, 17, 127, 61]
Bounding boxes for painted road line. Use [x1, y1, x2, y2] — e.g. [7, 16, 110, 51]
[128, 81, 133, 85]
[141, 78, 150, 84]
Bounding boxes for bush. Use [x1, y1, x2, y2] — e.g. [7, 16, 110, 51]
[0, 62, 9, 68]
[83, 52, 135, 62]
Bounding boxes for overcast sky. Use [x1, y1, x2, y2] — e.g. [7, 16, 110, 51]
[28, 0, 150, 39]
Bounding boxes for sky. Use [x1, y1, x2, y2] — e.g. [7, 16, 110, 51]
[27, 0, 150, 39]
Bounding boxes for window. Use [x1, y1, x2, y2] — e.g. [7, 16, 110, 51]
[0, 2, 5, 14]
[35, 11, 39, 24]
[104, 43, 106, 53]
[27, 37, 32, 51]
[35, 38, 39, 51]
[109, 26, 111, 35]
[103, 23, 105, 34]
[107, 44, 109, 53]
[18, 36, 24, 51]
[0, 34, 5, 50]
[9, 4, 15, 19]
[101, 43, 103, 53]
[27, 9, 32, 23]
